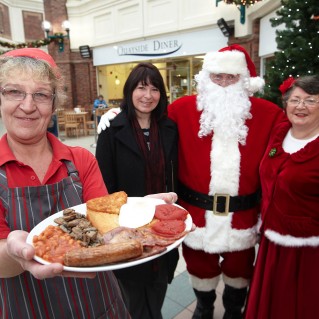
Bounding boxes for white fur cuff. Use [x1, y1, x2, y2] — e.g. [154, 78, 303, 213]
[189, 273, 220, 291]
[222, 274, 249, 289]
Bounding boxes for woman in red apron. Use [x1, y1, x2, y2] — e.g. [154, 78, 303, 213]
[0, 48, 130, 319]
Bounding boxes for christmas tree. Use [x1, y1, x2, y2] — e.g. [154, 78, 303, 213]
[262, 0, 319, 107]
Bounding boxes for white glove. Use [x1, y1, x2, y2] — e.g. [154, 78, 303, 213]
[97, 107, 121, 134]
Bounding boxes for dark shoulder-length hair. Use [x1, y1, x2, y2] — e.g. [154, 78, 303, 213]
[282, 75, 319, 108]
[120, 62, 168, 121]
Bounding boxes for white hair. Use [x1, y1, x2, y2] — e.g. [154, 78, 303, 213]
[195, 69, 252, 145]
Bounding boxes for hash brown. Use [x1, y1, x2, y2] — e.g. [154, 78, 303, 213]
[86, 209, 120, 234]
[86, 191, 128, 215]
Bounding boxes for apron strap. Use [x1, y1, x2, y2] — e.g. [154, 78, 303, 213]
[65, 160, 80, 177]
[0, 166, 9, 208]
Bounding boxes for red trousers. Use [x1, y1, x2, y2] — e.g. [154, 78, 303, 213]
[183, 243, 255, 281]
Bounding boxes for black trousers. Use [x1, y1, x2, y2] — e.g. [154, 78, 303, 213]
[118, 279, 167, 319]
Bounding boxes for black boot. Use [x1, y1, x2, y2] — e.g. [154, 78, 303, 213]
[222, 284, 247, 319]
[192, 288, 216, 319]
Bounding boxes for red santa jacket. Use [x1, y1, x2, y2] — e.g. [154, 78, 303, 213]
[168, 95, 286, 253]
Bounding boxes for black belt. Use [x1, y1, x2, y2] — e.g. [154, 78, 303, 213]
[178, 181, 260, 216]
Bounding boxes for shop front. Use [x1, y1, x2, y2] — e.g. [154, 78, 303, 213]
[93, 27, 227, 104]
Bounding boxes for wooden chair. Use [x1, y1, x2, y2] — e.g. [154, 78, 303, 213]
[56, 108, 66, 132]
[82, 107, 94, 135]
[65, 112, 81, 137]
[85, 118, 96, 135]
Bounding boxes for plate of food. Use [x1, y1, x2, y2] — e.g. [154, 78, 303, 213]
[26, 192, 192, 272]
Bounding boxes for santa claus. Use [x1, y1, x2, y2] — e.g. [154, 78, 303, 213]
[168, 44, 286, 319]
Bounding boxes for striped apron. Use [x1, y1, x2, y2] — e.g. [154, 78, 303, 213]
[0, 161, 130, 319]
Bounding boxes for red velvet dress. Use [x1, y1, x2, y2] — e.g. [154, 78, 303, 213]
[245, 121, 319, 319]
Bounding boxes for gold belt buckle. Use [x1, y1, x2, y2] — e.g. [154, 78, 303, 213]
[213, 193, 230, 216]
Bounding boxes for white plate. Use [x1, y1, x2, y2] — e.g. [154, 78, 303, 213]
[26, 199, 192, 272]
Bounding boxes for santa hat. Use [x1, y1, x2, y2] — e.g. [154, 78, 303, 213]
[202, 44, 264, 93]
[2, 48, 57, 68]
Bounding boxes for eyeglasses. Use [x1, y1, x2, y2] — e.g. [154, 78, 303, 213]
[210, 74, 239, 85]
[0, 87, 55, 104]
[287, 98, 319, 108]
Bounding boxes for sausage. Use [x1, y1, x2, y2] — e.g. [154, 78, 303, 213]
[64, 239, 143, 267]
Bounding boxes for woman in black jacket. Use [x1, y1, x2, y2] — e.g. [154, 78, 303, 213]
[96, 62, 179, 319]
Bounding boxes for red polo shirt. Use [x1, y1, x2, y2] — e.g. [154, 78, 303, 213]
[0, 133, 107, 239]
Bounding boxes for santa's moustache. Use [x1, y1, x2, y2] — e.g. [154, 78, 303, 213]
[196, 74, 252, 145]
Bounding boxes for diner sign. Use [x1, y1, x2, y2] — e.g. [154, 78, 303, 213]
[117, 39, 182, 56]
[93, 27, 227, 66]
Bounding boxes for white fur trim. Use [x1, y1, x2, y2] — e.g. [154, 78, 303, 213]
[189, 274, 220, 291]
[256, 216, 262, 233]
[203, 51, 249, 76]
[184, 211, 259, 253]
[265, 229, 319, 247]
[210, 135, 240, 195]
[248, 77, 265, 93]
[222, 274, 249, 289]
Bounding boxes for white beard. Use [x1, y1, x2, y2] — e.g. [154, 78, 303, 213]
[196, 70, 252, 145]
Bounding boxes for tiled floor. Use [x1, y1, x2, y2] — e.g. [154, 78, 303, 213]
[163, 246, 225, 319]
[0, 119, 226, 319]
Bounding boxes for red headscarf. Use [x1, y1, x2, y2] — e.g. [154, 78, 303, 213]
[3, 48, 57, 67]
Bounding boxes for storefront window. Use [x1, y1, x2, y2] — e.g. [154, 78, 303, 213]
[169, 65, 189, 103]
[97, 56, 204, 105]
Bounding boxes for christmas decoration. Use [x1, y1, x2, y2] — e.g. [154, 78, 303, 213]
[269, 148, 277, 157]
[0, 38, 53, 55]
[262, 0, 319, 106]
[216, 0, 263, 24]
[223, 0, 262, 6]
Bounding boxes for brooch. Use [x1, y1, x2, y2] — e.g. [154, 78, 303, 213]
[269, 148, 277, 157]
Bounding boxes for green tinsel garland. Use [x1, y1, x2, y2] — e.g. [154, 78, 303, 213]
[0, 38, 53, 55]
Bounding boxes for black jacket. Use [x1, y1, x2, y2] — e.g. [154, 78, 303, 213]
[96, 111, 178, 195]
[95, 111, 179, 283]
